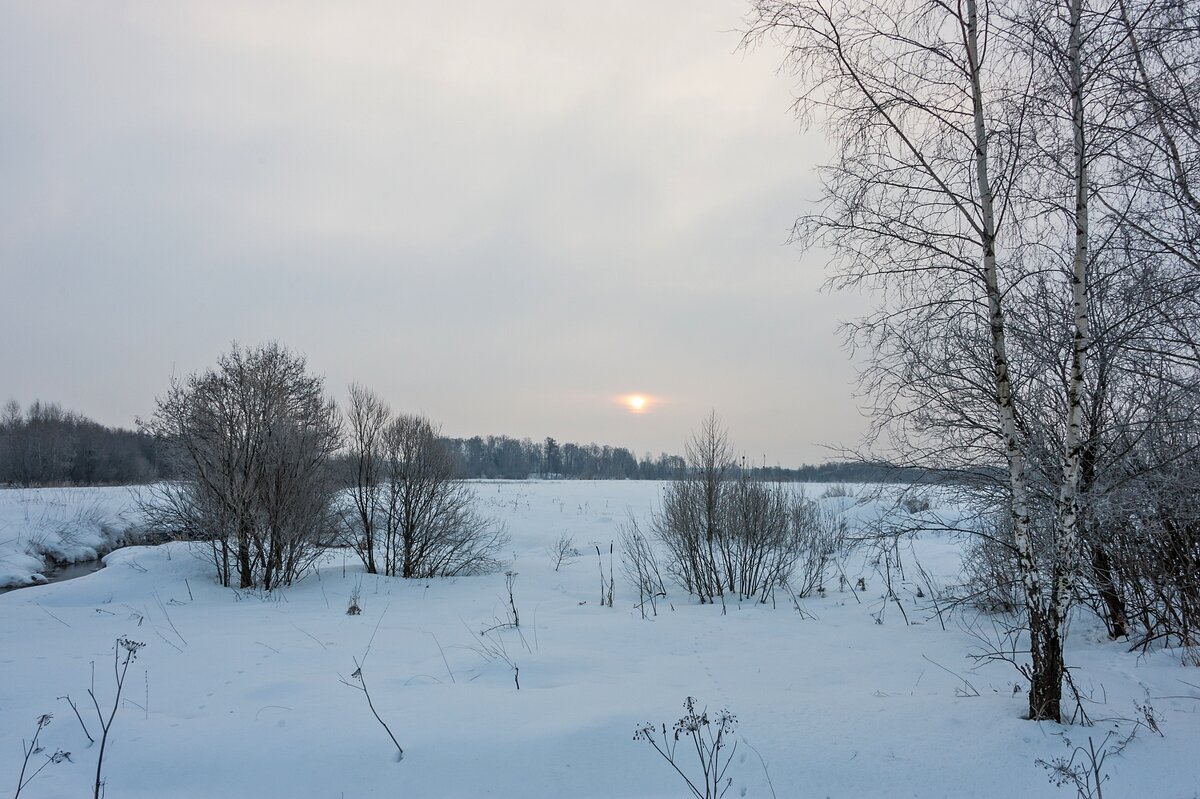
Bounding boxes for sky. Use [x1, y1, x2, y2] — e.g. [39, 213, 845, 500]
[0, 1, 872, 466]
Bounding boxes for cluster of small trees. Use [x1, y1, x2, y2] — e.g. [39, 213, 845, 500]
[1070, 428, 1200, 651]
[139, 343, 504, 590]
[747, 0, 1200, 720]
[341, 384, 506, 578]
[651, 414, 845, 605]
[0, 400, 166, 486]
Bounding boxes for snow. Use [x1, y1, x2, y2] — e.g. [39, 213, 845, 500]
[0, 487, 133, 589]
[1, 481, 1198, 798]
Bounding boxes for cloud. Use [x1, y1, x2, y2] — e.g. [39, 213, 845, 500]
[0, 0, 869, 464]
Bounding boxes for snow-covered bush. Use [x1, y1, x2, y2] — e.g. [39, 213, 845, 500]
[957, 514, 1023, 614]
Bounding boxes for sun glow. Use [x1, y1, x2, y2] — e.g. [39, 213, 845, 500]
[619, 394, 653, 414]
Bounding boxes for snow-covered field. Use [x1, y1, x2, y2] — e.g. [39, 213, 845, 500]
[1, 481, 1197, 798]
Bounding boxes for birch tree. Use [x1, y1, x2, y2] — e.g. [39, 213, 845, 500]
[745, 0, 1096, 720]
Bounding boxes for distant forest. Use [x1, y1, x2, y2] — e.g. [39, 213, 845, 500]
[439, 435, 918, 484]
[0, 400, 171, 486]
[0, 399, 908, 487]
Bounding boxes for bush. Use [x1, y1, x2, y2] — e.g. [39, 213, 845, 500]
[653, 414, 844, 604]
[789, 495, 848, 598]
[958, 513, 1024, 614]
[621, 519, 667, 618]
[140, 342, 342, 590]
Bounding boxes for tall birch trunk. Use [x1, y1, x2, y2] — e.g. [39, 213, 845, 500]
[965, 0, 1060, 721]
[1036, 0, 1092, 722]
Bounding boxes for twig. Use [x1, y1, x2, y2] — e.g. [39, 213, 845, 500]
[153, 591, 188, 647]
[424, 631, 455, 684]
[340, 658, 404, 761]
[920, 654, 980, 698]
[743, 738, 779, 799]
[360, 603, 391, 665]
[291, 624, 328, 651]
[57, 695, 94, 744]
[37, 604, 71, 628]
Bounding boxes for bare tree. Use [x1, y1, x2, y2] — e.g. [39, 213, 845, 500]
[747, 0, 1200, 720]
[378, 413, 506, 578]
[743, 0, 1100, 720]
[140, 342, 342, 589]
[342, 383, 390, 574]
[655, 412, 733, 604]
[1104, 0, 1200, 269]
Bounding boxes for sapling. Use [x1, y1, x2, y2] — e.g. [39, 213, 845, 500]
[547, 533, 579, 571]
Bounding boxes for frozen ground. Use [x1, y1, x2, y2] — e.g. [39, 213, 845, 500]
[1, 481, 1197, 798]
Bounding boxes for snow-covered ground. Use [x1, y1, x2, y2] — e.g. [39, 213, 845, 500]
[0, 487, 134, 590]
[1, 481, 1197, 798]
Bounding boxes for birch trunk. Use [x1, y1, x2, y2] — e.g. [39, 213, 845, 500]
[1037, 0, 1092, 722]
[965, 0, 1060, 721]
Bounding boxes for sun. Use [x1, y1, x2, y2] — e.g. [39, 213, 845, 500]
[619, 394, 653, 413]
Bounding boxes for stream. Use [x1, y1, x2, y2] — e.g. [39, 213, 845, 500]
[0, 557, 106, 595]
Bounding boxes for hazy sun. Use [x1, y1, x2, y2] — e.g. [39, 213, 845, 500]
[620, 394, 652, 413]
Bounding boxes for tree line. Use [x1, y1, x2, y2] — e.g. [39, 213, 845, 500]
[0, 400, 172, 486]
[435, 435, 672, 480]
[439, 435, 928, 483]
[2, 396, 903, 487]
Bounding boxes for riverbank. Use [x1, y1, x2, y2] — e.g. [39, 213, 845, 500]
[0, 486, 134, 590]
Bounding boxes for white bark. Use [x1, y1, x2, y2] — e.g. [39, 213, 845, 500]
[1053, 0, 1090, 625]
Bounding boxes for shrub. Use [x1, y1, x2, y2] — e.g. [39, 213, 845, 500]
[140, 342, 342, 589]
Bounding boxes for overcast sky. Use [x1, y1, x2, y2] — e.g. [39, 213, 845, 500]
[0, 1, 871, 466]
